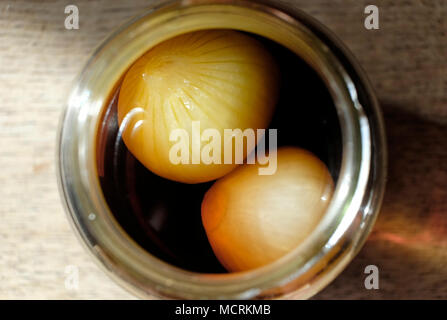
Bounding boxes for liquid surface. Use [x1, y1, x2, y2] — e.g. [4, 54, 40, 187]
[96, 33, 341, 273]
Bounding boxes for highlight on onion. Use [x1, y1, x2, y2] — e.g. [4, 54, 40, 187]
[117, 30, 279, 184]
[201, 147, 334, 272]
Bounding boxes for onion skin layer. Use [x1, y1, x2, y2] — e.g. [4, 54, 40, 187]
[201, 147, 334, 272]
[117, 30, 279, 184]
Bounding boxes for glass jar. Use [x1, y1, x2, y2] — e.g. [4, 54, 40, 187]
[57, 0, 387, 299]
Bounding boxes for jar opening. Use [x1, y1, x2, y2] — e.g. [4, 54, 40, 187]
[95, 28, 342, 275]
[59, 0, 385, 300]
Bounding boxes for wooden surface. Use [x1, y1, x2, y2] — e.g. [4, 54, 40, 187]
[0, 0, 446, 299]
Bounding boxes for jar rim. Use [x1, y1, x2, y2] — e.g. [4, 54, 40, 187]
[57, 0, 386, 299]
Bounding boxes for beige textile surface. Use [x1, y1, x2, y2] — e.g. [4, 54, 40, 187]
[0, 0, 446, 299]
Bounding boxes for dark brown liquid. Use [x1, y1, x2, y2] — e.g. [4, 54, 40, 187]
[96, 33, 342, 273]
